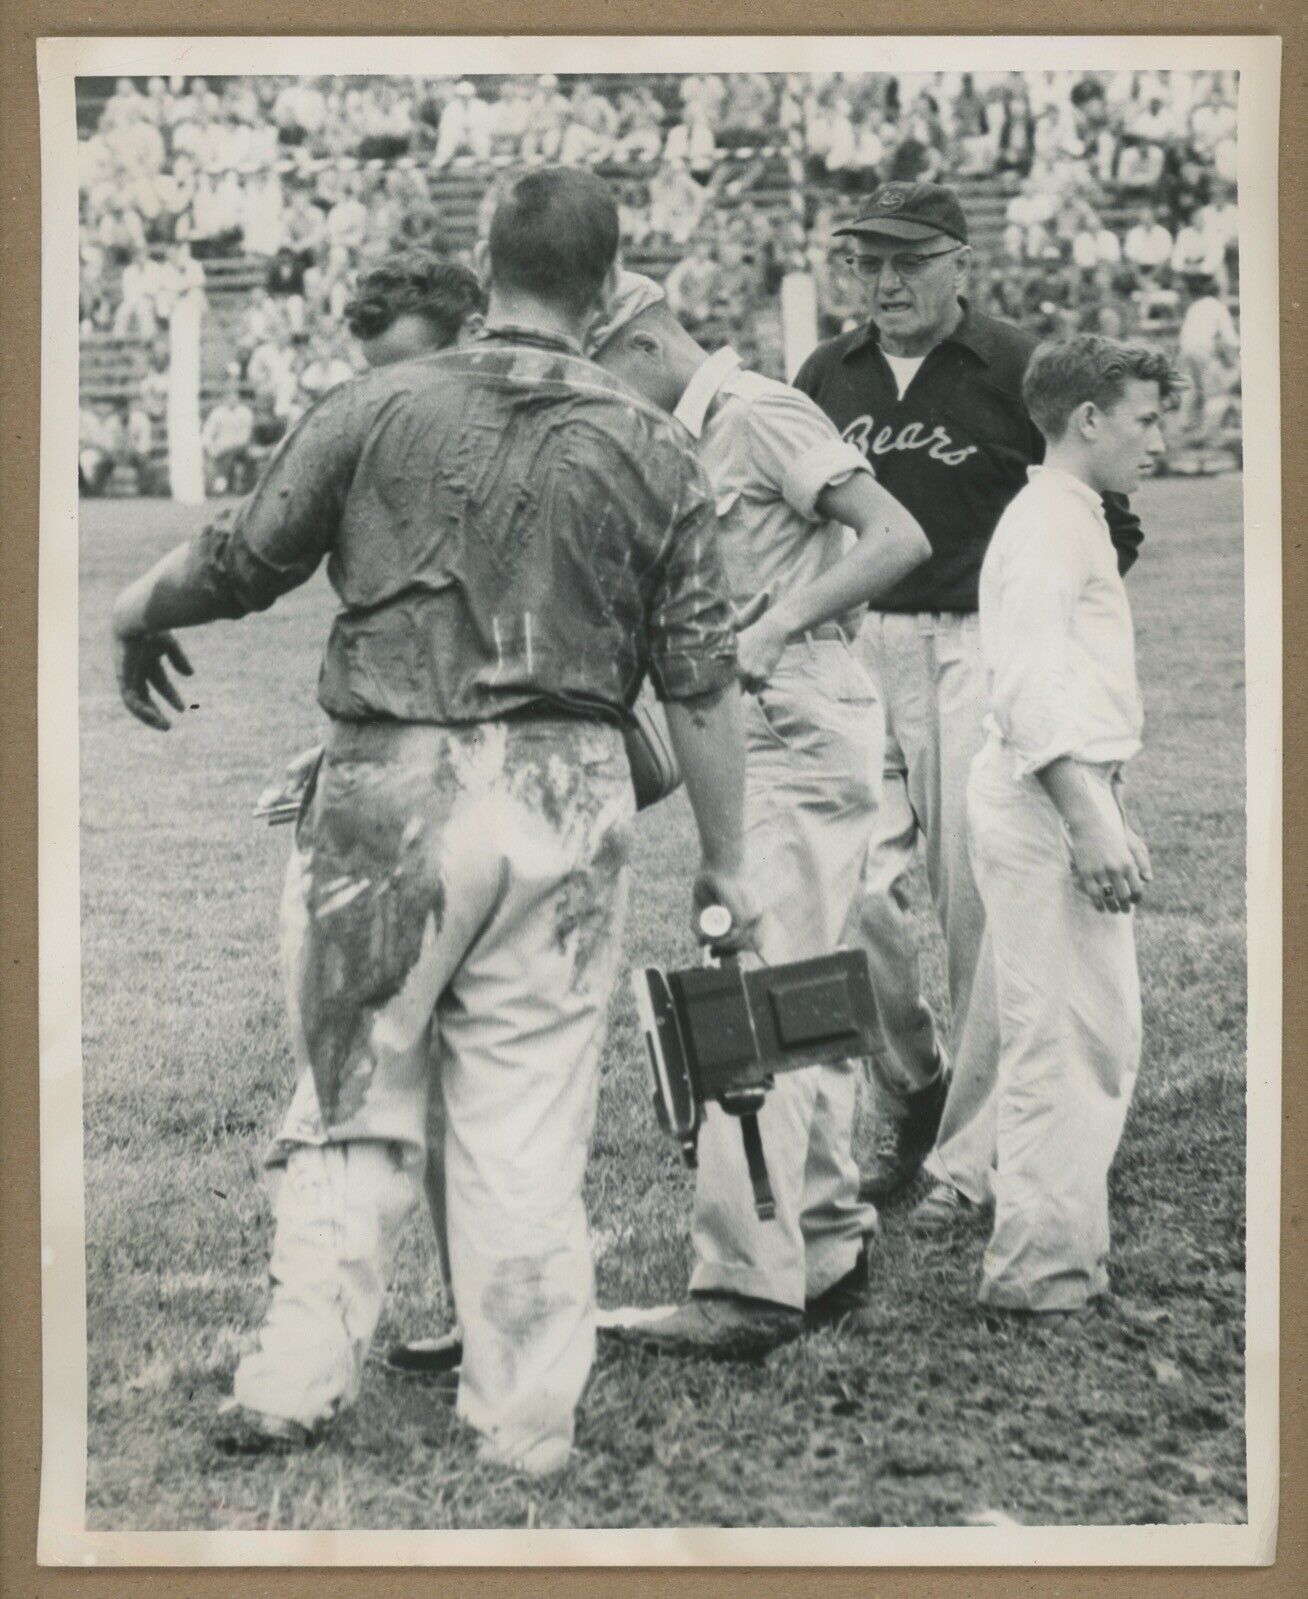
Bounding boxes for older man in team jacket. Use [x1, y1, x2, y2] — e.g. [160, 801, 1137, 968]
[794, 182, 1143, 1225]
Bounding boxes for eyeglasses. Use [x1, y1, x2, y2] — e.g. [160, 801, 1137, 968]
[840, 245, 963, 281]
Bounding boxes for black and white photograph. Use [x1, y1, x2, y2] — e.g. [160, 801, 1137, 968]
[36, 32, 1280, 1566]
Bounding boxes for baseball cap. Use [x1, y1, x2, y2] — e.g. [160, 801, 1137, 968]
[833, 182, 969, 246]
[584, 270, 666, 356]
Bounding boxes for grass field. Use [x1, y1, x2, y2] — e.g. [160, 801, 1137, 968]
[78, 473, 1248, 1530]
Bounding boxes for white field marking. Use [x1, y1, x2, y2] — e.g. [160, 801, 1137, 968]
[964, 1509, 1025, 1528]
[524, 610, 535, 674]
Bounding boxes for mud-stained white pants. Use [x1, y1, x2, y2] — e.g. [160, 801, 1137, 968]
[967, 739, 1142, 1311]
[845, 611, 1002, 1204]
[689, 638, 880, 1310]
[233, 718, 633, 1474]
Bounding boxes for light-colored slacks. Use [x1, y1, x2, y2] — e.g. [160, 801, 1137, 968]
[233, 718, 634, 1475]
[845, 610, 1001, 1203]
[689, 638, 880, 1310]
[967, 738, 1143, 1311]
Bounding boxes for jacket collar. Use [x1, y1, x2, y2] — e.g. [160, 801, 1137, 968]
[479, 322, 583, 356]
[842, 297, 996, 368]
[673, 346, 743, 439]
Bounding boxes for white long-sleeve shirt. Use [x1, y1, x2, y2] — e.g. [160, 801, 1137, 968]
[979, 466, 1142, 778]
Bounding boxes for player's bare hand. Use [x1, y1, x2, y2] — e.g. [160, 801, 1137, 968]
[113, 625, 194, 732]
[735, 613, 789, 694]
[1067, 813, 1144, 913]
[692, 865, 761, 955]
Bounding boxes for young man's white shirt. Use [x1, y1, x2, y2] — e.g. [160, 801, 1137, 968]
[979, 464, 1142, 780]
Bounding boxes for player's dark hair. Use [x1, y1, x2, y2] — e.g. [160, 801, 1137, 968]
[1023, 334, 1184, 441]
[343, 251, 487, 344]
[487, 167, 620, 316]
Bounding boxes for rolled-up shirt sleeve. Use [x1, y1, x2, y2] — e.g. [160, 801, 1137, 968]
[179, 386, 364, 618]
[989, 518, 1091, 778]
[744, 387, 874, 520]
[644, 470, 739, 702]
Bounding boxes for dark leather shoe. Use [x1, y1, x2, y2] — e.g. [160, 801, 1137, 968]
[384, 1329, 463, 1384]
[858, 1068, 949, 1205]
[603, 1294, 803, 1361]
[213, 1400, 318, 1456]
[805, 1244, 873, 1327]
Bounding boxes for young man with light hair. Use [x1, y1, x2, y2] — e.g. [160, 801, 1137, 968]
[589, 272, 931, 1357]
[969, 334, 1178, 1315]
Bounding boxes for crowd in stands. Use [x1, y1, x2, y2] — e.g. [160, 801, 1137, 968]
[77, 68, 1243, 496]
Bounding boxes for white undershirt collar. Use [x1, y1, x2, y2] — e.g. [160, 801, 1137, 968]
[673, 346, 743, 439]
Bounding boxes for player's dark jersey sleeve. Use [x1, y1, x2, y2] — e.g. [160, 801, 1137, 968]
[181, 386, 366, 618]
[643, 464, 739, 703]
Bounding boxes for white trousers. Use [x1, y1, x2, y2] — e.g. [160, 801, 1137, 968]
[689, 639, 880, 1310]
[845, 611, 1001, 1203]
[233, 719, 633, 1474]
[967, 739, 1142, 1311]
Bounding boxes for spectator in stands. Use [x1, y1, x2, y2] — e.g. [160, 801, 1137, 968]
[662, 234, 721, 336]
[648, 158, 706, 246]
[121, 398, 160, 495]
[115, 248, 165, 339]
[617, 180, 653, 249]
[238, 287, 290, 371]
[298, 333, 356, 403]
[1198, 183, 1239, 285]
[343, 249, 487, 367]
[266, 244, 309, 332]
[1070, 205, 1122, 271]
[1171, 207, 1227, 284]
[154, 150, 198, 244]
[140, 340, 170, 424]
[1003, 190, 1056, 263]
[242, 169, 286, 257]
[886, 113, 942, 183]
[521, 73, 570, 163]
[282, 186, 327, 262]
[356, 80, 415, 161]
[995, 84, 1035, 177]
[431, 79, 492, 166]
[1190, 78, 1237, 164]
[559, 79, 619, 165]
[1123, 203, 1174, 279]
[202, 378, 255, 495]
[94, 190, 147, 264]
[305, 242, 355, 325]
[664, 99, 717, 180]
[1113, 132, 1166, 196]
[719, 72, 774, 138]
[274, 77, 327, 147]
[680, 72, 727, 129]
[79, 399, 122, 496]
[326, 174, 369, 255]
[952, 74, 993, 175]
[811, 244, 865, 337]
[246, 390, 290, 473]
[1175, 271, 1240, 472]
[613, 83, 667, 161]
